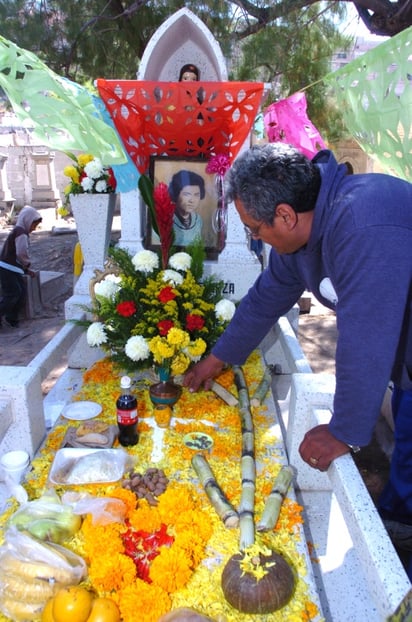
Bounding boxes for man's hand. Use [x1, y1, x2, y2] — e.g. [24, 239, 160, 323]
[183, 354, 224, 392]
[299, 424, 352, 471]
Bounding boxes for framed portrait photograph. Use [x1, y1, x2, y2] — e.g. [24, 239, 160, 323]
[147, 156, 222, 259]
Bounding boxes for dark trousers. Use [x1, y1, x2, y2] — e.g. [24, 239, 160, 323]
[379, 386, 412, 578]
[379, 386, 412, 523]
[0, 268, 25, 322]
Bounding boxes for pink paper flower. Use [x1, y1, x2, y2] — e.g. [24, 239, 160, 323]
[206, 153, 230, 177]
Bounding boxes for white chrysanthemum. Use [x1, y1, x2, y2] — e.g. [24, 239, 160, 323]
[94, 276, 120, 299]
[169, 252, 191, 272]
[84, 157, 104, 179]
[95, 179, 108, 193]
[125, 335, 150, 362]
[86, 322, 108, 347]
[132, 250, 159, 273]
[162, 269, 183, 286]
[215, 299, 236, 322]
[80, 176, 94, 192]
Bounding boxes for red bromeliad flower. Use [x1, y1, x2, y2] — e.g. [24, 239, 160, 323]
[116, 300, 137, 317]
[107, 168, 117, 191]
[158, 286, 176, 304]
[122, 522, 174, 583]
[185, 314, 205, 331]
[154, 182, 175, 269]
[157, 319, 174, 336]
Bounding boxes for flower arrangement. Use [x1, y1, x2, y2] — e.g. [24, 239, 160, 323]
[63, 152, 117, 197]
[85, 244, 236, 376]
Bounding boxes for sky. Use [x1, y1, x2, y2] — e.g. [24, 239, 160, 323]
[341, 4, 389, 42]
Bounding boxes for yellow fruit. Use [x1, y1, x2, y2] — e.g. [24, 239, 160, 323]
[41, 598, 56, 622]
[52, 586, 93, 622]
[86, 597, 121, 622]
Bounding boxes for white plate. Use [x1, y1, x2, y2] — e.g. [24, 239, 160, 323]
[61, 401, 102, 421]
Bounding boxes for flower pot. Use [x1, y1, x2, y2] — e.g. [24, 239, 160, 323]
[149, 367, 181, 407]
[70, 193, 116, 296]
[149, 380, 181, 408]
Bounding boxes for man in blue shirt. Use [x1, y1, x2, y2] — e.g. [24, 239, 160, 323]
[184, 143, 412, 578]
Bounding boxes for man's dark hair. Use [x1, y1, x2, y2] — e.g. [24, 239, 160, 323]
[225, 143, 321, 224]
[169, 170, 206, 202]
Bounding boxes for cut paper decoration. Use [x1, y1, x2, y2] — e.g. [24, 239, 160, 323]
[96, 80, 264, 173]
[92, 95, 140, 192]
[325, 26, 411, 181]
[0, 36, 126, 165]
[263, 91, 327, 159]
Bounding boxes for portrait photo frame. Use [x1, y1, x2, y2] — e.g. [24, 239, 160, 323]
[146, 156, 222, 259]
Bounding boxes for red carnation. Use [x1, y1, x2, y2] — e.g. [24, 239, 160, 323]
[116, 300, 137, 317]
[186, 314, 205, 331]
[158, 286, 176, 303]
[157, 319, 174, 336]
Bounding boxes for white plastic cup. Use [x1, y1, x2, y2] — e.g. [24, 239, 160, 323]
[0, 450, 30, 484]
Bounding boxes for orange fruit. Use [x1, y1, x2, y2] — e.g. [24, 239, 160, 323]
[52, 586, 93, 622]
[41, 598, 55, 622]
[86, 597, 121, 622]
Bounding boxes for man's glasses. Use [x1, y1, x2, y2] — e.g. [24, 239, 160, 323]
[244, 222, 264, 239]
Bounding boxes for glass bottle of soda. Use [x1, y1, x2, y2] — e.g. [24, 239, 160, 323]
[116, 376, 138, 446]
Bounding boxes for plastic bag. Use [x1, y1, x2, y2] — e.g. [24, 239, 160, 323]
[0, 526, 87, 621]
[49, 447, 133, 485]
[7, 488, 81, 544]
[62, 491, 127, 525]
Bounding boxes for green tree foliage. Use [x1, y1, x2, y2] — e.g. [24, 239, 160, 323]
[229, 3, 352, 142]
[0, 1, 368, 142]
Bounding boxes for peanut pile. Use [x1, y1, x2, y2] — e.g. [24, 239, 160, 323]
[122, 467, 169, 506]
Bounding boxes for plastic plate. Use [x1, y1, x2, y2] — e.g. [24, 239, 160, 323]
[61, 401, 102, 421]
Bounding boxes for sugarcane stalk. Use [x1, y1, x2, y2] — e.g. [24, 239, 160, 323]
[191, 454, 239, 528]
[256, 465, 294, 532]
[211, 381, 238, 406]
[250, 364, 279, 407]
[234, 365, 255, 550]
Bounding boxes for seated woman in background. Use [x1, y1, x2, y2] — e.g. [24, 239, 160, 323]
[169, 170, 205, 246]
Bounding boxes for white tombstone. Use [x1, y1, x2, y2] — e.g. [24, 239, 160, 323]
[137, 8, 264, 302]
[31, 149, 62, 210]
[0, 153, 15, 211]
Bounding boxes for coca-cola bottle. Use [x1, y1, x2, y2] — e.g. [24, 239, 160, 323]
[116, 376, 138, 446]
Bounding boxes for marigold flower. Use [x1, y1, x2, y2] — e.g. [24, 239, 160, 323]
[167, 327, 190, 348]
[186, 338, 207, 358]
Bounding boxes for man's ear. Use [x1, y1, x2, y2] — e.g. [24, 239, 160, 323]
[275, 203, 298, 229]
